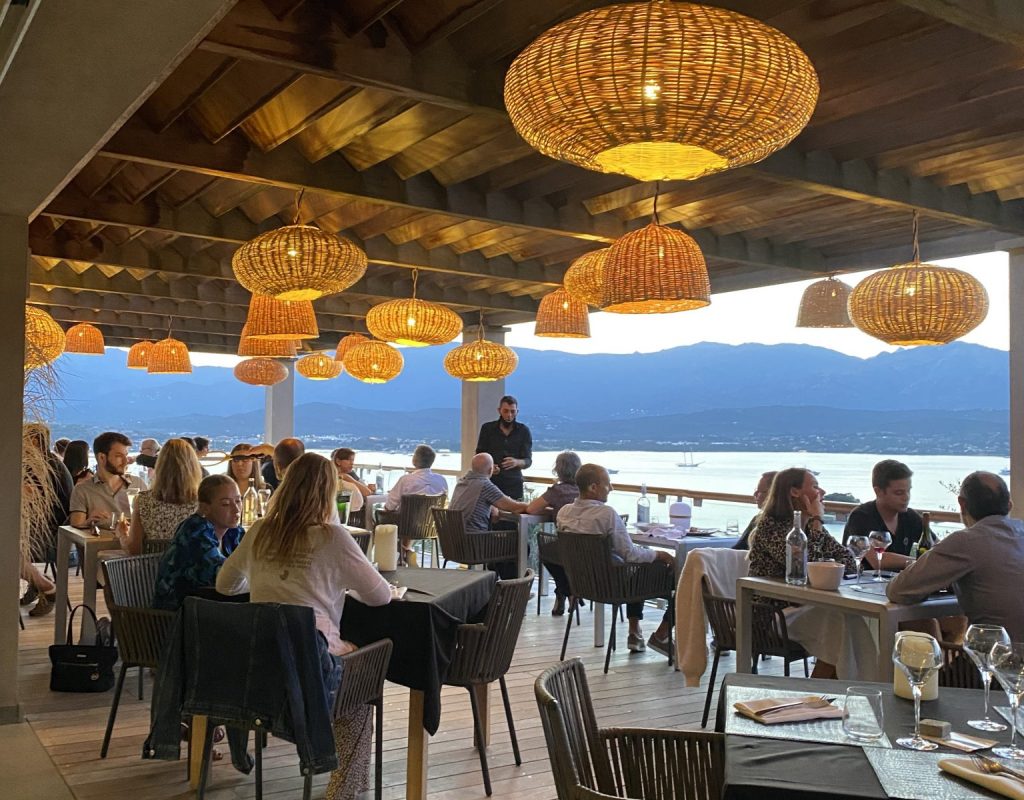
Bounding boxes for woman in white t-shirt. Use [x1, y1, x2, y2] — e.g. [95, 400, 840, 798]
[217, 452, 392, 800]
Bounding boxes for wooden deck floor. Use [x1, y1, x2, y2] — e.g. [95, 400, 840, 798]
[13, 572, 789, 800]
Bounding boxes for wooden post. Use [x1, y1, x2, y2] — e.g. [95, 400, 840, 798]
[1010, 249, 1024, 513]
[406, 689, 429, 800]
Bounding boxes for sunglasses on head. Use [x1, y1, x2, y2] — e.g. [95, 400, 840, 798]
[231, 455, 255, 462]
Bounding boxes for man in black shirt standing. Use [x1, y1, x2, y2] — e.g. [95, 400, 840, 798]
[475, 395, 532, 500]
[843, 459, 921, 571]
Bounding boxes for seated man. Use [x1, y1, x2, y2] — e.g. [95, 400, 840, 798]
[888, 472, 1024, 641]
[273, 437, 305, 481]
[383, 444, 449, 566]
[733, 470, 776, 551]
[69, 431, 147, 530]
[557, 463, 675, 656]
[843, 459, 920, 572]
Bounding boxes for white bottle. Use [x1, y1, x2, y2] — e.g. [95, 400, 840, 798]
[241, 478, 259, 528]
[785, 510, 808, 585]
[636, 482, 651, 525]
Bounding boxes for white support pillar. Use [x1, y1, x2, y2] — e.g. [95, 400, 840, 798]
[460, 327, 508, 473]
[264, 360, 295, 445]
[1009, 249, 1024, 512]
[0, 216, 27, 723]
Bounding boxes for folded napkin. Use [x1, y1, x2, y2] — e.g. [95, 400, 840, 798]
[733, 695, 842, 725]
[939, 757, 1024, 800]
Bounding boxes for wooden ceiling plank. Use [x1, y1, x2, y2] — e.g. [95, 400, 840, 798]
[189, 59, 301, 143]
[140, 50, 237, 133]
[294, 88, 415, 163]
[430, 127, 534, 186]
[199, 178, 267, 218]
[341, 103, 468, 171]
[240, 74, 357, 152]
[393, 0, 507, 52]
[389, 115, 509, 180]
[108, 162, 178, 206]
[157, 172, 221, 210]
[238, 185, 296, 224]
[898, 0, 1024, 48]
[479, 153, 560, 193]
[72, 156, 128, 199]
[332, 0, 407, 35]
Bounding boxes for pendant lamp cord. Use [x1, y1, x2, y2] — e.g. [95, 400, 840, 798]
[911, 209, 920, 263]
[293, 189, 306, 225]
[478, 309, 485, 341]
[411, 269, 419, 299]
[653, 180, 661, 225]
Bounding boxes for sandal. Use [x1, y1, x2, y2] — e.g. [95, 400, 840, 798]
[213, 725, 226, 744]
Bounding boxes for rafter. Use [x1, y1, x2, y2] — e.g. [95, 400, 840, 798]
[898, 0, 1024, 49]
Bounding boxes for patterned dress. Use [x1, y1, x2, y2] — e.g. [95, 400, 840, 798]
[151, 514, 244, 610]
[136, 491, 196, 545]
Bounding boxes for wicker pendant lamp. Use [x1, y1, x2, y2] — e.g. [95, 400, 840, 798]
[237, 324, 298, 357]
[848, 212, 989, 346]
[245, 294, 318, 340]
[445, 315, 518, 382]
[343, 339, 403, 384]
[365, 270, 462, 346]
[231, 191, 367, 301]
[235, 357, 289, 386]
[297, 353, 343, 380]
[334, 333, 369, 366]
[24, 306, 64, 370]
[147, 336, 191, 374]
[65, 322, 105, 354]
[796, 277, 853, 328]
[504, 0, 819, 181]
[535, 288, 591, 338]
[564, 248, 609, 307]
[126, 340, 154, 368]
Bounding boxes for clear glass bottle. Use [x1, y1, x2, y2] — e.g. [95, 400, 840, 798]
[637, 482, 651, 525]
[785, 509, 808, 585]
[241, 477, 259, 527]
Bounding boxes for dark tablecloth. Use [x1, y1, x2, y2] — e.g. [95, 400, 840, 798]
[340, 567, 496, 735]
[716, 673, 988, 800]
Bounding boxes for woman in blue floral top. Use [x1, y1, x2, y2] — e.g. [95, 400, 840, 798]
[152, 474, 244, 610]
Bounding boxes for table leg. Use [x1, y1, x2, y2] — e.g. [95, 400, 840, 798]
[539, 567, 549, 597]
[189, 715, 208, 789]
[407, 689, 428, 800]
[877, 612, 897, 682]
[516, 519, 528, 578]
[736, 584, 753, 674]
[470, 683, 491, 748]
[80, 543, 99, 643]
[593, 603, 604, 648]
[54, 532, 70, 645]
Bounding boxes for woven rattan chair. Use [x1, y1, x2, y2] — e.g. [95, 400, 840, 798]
[377, 493, 448, 566]
[431, 508, 519, 570]
[333, 638, 394, 800]
[100, 554, 174, 758]
[938, 641, 983, 689]
[141, 537, 172, 556]
[535, 658, 724, 800]
[350, 530, 371, 555]
[557, 531, 675, 673]
[444, 571, 534, 796]
[537, 531, 581, 624]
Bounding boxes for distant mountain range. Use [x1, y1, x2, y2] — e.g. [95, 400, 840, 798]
[48, 341, 1010, 455]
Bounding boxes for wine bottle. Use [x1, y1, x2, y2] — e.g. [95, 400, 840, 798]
[785, 509, 808, 585]
[912, 512, 933, 558]
[636, 482, 651, 525]
[241, 478, 259, 527]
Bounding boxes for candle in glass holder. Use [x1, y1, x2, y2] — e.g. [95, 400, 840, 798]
[893, 631, 940, 701]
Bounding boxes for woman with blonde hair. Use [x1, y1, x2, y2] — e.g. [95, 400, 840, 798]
[123, 438, 202, 555]
[226, 442, 265, 496]
[217, 453, 392, 800]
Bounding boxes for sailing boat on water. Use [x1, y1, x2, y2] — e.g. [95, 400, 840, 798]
[676, 452, 702, 468]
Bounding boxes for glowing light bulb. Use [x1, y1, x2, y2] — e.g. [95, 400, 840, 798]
[286, 248, 299, 258]
[642, 80, 661, 101]
[407, 316, 416, 327]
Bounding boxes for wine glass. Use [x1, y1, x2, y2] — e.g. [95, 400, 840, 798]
[963, 624, 1010, 731]
[991, 642, 1024, 760]
[867, 530, 891, 582]
[893, 633, 942, 751]
[126, 486, 140, 513]
[847, 535, 870, 584]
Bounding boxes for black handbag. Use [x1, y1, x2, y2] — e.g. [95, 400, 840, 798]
[48, 604, 118, 693]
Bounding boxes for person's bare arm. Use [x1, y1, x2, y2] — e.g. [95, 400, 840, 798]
[524, 496, 548, 515]
[494, 497, 529, 513]
[124, 505, 143, 555]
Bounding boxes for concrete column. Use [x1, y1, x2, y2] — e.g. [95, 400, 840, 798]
[0, 215, 27, 723]
[1010, 249, 1024, 513]
[460, 328, 508, 473]
[263, 360, 295, 445]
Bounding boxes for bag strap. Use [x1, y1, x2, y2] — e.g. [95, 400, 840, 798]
[65, 604, 100, 645]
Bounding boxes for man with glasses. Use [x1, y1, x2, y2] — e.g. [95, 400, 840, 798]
[475, 395, 532, 500]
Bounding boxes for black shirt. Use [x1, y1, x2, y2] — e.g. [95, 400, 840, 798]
[475, 419, 532, 500]
[261, 459, 280, 491]
[842, 500, 923, 557]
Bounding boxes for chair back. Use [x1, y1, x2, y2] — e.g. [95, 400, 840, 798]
[432, 507, 472, 564]
[350, 530, 371, 555]
[750, 602, 796, 659]
[101, 555, 174, 669]
[939, 641, 984, 689]
[700, 577, 738, 652]
[142, 538, 172, 556]
[103, 554, 162, 608]
[333, 639, 394, 719]
[537, 530, 562, 566]
[399, 493, 447, 541]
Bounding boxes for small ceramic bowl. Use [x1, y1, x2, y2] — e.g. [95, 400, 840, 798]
[807, 560, 845, 591]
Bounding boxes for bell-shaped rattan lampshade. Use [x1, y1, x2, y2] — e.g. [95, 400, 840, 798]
[147, 336, 192, 374]
[601, 222, 710, 313]
[535, 288, 591, 338]
[296, 353, 343, 380]
[65, 322, 105, 354]
[504, 1, 819, 181]
[126, 340, 154, 369]
[444, 330, 519, 382]
[245, 295, 318, 340]
[366, 298, 462, 347]
[796, 277, 853, 328]
[25, 306, 64, 370]
[234, 357, 289, 386]
[564, 248, 609, 307]
[334, 333, 369, 365]
[237, 324, 298, 357]
[343, 340, 404, 384]
[232, 224, 367, 301]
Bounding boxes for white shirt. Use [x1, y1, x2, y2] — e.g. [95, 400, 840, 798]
[556, 498, 655, 564]
[337, 476, 364, 512]
[384, 468, 449, 511]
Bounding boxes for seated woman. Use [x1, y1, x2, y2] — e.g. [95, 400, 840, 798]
[63, 439, 93, 485]
[123, 438, 201, 555]
[216, 453, 393, 800]
[525, 450, 582, 616]
[226, 442, 265, 496]
[331, 448, 372, 516]
[151, 474, 243, 611]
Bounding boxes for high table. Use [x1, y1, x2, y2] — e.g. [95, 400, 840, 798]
[341, 567, 496, 800]
[54, 524, 122, 644]
[735, 576, 961, 682]
[495, 510, 548, 578]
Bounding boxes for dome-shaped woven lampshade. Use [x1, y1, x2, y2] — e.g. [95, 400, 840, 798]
[366, 298, 462, 347]
[232, 224, 367, 301]
[296, 353, 343, 380]
[147, 336, 192, 374]
[235, 357, 289, 386]
[564, 248, 609, 307]
[237, 326, 298, 357]
[535, 288, 591, 338]
[444, 336, 519, 382]
[334, 333, 369, 365]
[601, 222, 710, 313]
[126, 340, 154, 368]
[65, 322, 105, 354]
[796, 277, 853, 328]
[245, 294, 318, 340]
[25, 306, 64, 369]
[504, 0, 819, 181]
[343, 340, 404, 384]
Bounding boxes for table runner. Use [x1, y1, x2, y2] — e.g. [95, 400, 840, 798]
[863, 749, 994, 799]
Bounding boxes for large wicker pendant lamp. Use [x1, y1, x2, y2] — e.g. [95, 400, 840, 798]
[848, 212, 989, 346]
[245, 294, 319, 340]
[796, 277, 853, 328]
[445, 314, 519, 382]
[25, 306, 64, 369]
[334, 333, 369, 367]
[296, 353, 343, 381]
[343, 339, 404, 384]
[365, 270, 462, 346]
[147, 335, 191, 374]
[535, 288, 591, 338]
[237, 324, 298, 357]
[126, 340, 154, 368]
[564, 248, 609, 307]
[504, 1, 819, 181]
[65, 322, 105, 354]
[231, 191, 367, 301]
[235, 357, 289, 386]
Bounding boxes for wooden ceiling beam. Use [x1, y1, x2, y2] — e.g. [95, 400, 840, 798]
[98, 335, 242, 356]
[897, 0, 1024, 49]
[71, 322, 346, 351]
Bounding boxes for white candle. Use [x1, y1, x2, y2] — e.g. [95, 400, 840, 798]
[374, 524, 399, 571]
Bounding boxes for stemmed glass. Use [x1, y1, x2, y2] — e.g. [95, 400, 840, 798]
[991, 642, 1024, 760]
[867, 530, 892, 582]
[893, 633, 943, 751]
[963, 624, 1010, 731]
[847, 535, 870, 583]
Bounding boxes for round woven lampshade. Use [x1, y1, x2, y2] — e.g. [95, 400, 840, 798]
[296, 353, 343, 380]
[147, 336, 192, 374]
[231, 224, 367, 301]
[245, 294, 318, 340]
[343, 340, 404, 384]
[334, 333, 369, 365]
[237, 325, 298, 357]
[235, 357, 289, 386]
[126, 340, 154, 368]
[65, 322, 105, 354]
[796, 277, 853, 328]
[366, 298, 462, 347]
[564, 248, 609, 307]
[535, 288, 591, 338]
[444, 337, 519, 382]
[504, 1, 819, 181]
[25, 306, 64, 370]
[601, 222, 710, 313]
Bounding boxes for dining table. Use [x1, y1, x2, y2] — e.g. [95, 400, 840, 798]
[53, 524, 123, 644]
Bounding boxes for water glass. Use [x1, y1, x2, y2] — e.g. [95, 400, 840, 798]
[847, 535, 870, 584]
[842, 686, 885, 742]
[726, 518, 740, 534]
[991, 642, 1024, 760]
[963, 624, 1010, 731]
